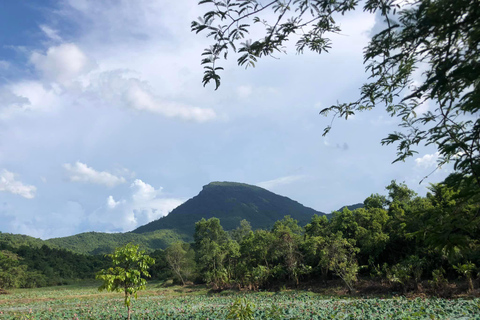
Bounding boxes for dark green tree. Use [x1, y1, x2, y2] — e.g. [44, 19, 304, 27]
[194, 218, 229, 287]
[0, 250, 27, 289]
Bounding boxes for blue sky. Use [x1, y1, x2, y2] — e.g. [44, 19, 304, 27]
[0, 0, 449, 239]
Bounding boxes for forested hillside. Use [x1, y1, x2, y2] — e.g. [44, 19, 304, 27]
[133, 181, 324, 234]
[0, 242, 109, 289]
[45, 229, 190, 255]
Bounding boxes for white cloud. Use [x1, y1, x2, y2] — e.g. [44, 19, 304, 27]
[106, 195, 124, 209]
[0, 169, 37, 199]
[85, 70, 217, 122]
[415, 152, 440, 168]
[30, 43, 95, 84]
[257, 175, 306, 190]
[90, 179, 184, 232]
[0, 88, 30, 112]
[125, 81, 217, 122]
[63, 162, 126, 187]
[40, 25, 63, 42]
[2, 81, 61, 117]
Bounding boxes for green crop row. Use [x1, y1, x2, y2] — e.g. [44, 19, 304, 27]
[1, 289, 480, 320]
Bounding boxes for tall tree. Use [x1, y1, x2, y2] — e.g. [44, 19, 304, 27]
[194, 218, 229, 287]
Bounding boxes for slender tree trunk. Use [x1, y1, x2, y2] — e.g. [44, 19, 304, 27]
[468, 276, 474, 293]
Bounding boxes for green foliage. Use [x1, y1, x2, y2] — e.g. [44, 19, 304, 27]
[265, 302, 284, 320]
[193, 0, 480, 190]
[324, 233, 359, 293]
[226, 297, 255, 320]
[454, 261, 476, 292]
[165, 242, 196, 285]
[0, 243, 109, 289]
[96, 243, 155, 320]
[230, 219, 252, 242]
[0, 250, 27, 289]
[428, 268, 448, 292]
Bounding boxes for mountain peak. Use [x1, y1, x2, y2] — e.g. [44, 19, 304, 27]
[203, 181, 262, 189]
[133, 181, 324, 235]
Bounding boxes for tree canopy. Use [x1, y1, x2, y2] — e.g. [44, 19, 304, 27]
[96, 243, 155, 320]
[192, 0, 480, 187]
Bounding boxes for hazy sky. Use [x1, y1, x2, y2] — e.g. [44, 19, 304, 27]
[0, 0, 448, 239]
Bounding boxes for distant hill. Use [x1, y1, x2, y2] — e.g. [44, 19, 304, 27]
[335, 203, 364, 212]
[133, 181, 325, 235]
[0, 229, 189, 255]
[0, 232, 55, 249]
[45, 229, 190, 255]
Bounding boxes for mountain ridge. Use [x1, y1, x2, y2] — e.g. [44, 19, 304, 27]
[132, 181, 325, 235]
[1, 181, 332, 254]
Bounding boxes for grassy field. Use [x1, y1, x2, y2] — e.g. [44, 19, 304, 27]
[1, 281, 479, 319]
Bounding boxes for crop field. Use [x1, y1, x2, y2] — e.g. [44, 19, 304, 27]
[1, 282, 479, 319]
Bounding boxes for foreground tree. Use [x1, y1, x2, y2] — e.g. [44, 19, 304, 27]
[96, 243, 155, 320]
[192, 0, 480, 186]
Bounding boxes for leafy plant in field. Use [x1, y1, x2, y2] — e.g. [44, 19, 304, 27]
[96, 243, 155, 320]
[428, 268, 448, 293]
[226, 297, 255, 320]
[386, 263, 411, 293]
[265, 302, 284, 320]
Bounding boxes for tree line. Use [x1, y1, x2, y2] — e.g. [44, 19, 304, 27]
[0, 243, 109, 290]
[152, 179, 479, 295]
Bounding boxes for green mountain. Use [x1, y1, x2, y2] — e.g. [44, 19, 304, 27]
[336, 203, 364, 212]
[133, 181, 324, 235]
[1, 181, 325, 255]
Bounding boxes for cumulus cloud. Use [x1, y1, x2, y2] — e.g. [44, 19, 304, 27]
[257, 175, 306, 190]
[0, 81, 65, 119]
[85, 70, 217, 122]
[0, 169, 37, 199]
[30, 43, 95, 84]
[415, 152, 440, 168]
[124, 78, 216, 122]
[63, 162, 126, 187]
[90, 179, 184, 232]
[0, 88, 30, 111]
[106, 195, 124, 209]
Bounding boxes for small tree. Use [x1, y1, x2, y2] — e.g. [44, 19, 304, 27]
[96, 243, 155, 320]
[165, 242, 196, 286]
[454, 262, 476, 293]
[323, 233, 359, 294]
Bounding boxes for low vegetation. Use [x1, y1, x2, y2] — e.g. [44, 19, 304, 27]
[1, 282, 479, 319]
